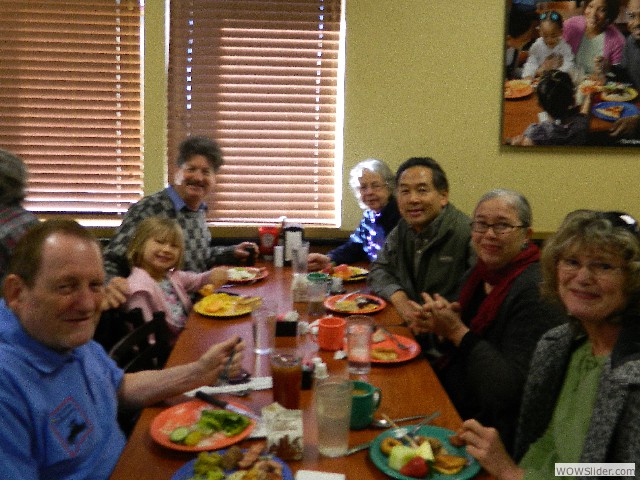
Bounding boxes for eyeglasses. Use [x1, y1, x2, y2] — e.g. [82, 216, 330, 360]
[539, 10, 562, 23]
[470, 221, 527, 235]
[558, 257, 624, 278]
[357, 183, 386, 193]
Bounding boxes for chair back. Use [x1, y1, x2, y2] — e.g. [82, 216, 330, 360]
[109, 311, 171, 373]
[94, 307, 145, 352]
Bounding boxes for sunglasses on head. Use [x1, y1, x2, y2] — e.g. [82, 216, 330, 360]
[599, 211, 640, 237]
[539, 10, 562, 22]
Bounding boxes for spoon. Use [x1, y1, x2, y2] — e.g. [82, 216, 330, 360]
[370, 412, 438, 429]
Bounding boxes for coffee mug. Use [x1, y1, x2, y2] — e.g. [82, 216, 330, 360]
[317, 316, 346, 351]
[350, 380, 382, 429]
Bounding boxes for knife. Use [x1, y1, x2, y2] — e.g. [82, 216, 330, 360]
[344, 441, 372, 456]
[195, 390, 261, 422]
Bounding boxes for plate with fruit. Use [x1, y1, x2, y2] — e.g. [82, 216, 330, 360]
[322, 263, 369, 282]
[370, 425, 480, 480]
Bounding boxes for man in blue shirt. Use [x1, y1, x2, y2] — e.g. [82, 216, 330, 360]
[0, 219, 244, 479]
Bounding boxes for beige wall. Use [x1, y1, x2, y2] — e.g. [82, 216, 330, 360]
[144, 1, 640, 239]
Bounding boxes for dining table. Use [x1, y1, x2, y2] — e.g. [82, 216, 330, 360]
[109, 262, 490, 480]
[501, 82, 640, 146]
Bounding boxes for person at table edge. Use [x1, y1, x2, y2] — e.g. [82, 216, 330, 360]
[0, 149, 39, 289]
[414, 189, 563, 452]
[367, 156, 474, 328]
[609, 0, 640, 139]
[307, 158, 400, 271]
[562, 0, 625, 76]
[458, 210, 640, 479]
[0, 219, 244, 479]
[102, 136, 258, 308]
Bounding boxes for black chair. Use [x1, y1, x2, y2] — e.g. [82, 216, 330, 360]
[108, 311, 171, 373]
[94, 307, 145, 353]
[108, 311, 171, 436]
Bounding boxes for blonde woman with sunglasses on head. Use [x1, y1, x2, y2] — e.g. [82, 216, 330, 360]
[457, 210, 640, 480]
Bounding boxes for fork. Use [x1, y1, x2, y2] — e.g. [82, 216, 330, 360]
[408, 411, 441, 437]
[337, 289, 360, 302]
[380, 326, 410, 350]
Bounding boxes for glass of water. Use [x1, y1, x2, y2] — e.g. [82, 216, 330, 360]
[315, 378, 352, 457]
[346, 315, 374, 374]
[252, 306, 276, 355]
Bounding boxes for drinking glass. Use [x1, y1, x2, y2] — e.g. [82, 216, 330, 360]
[252, 306, 276, 355]
[270, 348, 302, 409]
[307, 273, 329, 317]
[291, 241, 309, 275]
[346, 315, 374, 374]
[315, 378, 352, 457]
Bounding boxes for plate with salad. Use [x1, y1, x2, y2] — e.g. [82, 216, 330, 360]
[150, 399, 256, 452]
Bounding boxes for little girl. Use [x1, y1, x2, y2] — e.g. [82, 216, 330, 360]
[509, 69, 590, 146]
[125, 216, 228, 343]
[522, 11, 574, 79]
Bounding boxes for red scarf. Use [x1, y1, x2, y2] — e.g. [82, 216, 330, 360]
[458, 242, 540, 335]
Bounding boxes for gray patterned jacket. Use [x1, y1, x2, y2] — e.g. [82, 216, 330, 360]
[103, 187, 236, 278]
[514, 319, 640, 478]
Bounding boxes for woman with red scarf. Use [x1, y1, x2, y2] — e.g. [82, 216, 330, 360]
[411, 189, 563, 453]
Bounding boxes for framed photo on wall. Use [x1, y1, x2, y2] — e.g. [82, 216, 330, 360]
[502, 0, 640, 146]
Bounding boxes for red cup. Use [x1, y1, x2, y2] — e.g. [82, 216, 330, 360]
[317, 316, 346, 351]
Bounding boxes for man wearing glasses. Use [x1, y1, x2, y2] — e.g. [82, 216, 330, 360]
[368, 157, 473, 330]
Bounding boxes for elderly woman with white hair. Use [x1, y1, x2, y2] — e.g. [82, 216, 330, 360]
[415, 189, 563, 452]
[308, 158, 400, 271]
[0, 149, 39, 286]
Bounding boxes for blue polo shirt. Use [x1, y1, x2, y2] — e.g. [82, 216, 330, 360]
[0, 301, 126, 479]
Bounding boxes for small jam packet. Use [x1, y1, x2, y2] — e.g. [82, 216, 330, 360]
[263, 403, 303, 461]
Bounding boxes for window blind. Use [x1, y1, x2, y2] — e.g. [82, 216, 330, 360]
[0, 0, 143, 224]
[168, 0, 343, 226]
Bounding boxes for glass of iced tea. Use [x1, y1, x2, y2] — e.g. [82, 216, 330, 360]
[269, 348, 302, 409]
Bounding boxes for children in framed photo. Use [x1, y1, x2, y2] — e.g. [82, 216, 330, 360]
[502, 0, 640, 146]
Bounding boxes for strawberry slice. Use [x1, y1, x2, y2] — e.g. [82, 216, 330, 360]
[399, 456, 429, 478]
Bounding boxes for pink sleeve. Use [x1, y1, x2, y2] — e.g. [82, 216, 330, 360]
[604, 24, 625, 65]
[172, 269, 213, 292]
[562, 16, 584, 55]
[124, 291, 156, 323]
